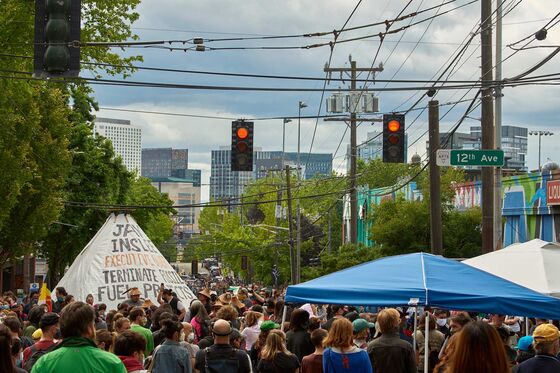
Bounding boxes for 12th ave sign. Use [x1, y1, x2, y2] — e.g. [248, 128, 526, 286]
[436, 149, 504, 167]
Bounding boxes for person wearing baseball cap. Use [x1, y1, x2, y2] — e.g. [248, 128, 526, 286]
[22, 312, 60, 370]
[353, 318, 375, 349]
[514, 323, 560, 372]
[514, 336, 535, 366]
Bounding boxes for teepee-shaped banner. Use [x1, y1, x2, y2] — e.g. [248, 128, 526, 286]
[56, 213, 195, 310]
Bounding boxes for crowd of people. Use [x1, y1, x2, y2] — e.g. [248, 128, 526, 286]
[2, 282, 560, 373]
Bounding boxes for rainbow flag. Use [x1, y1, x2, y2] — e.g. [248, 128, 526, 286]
[37, 283, 52, 312]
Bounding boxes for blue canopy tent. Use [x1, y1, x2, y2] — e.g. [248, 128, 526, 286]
[286, 252, 560, 319]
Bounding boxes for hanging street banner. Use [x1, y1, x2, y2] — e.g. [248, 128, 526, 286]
[436, 149, 504, 167]
[56, 213, 195, 310]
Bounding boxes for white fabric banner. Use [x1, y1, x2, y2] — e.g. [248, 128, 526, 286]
[56, 213, 195, 310]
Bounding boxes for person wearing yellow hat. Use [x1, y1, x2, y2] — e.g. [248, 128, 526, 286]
[513, 323, 560, 372]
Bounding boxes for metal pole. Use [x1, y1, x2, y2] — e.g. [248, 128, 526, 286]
[413, 307, 418, 355]
[429, 101, 443, 255]
[494, 0, 503, 250]
[538, 133, 542, 170]
[350, 59, 358, 245]
[481, 0, 495, 254]
[296, 102, 305, 284]
[424, 311, 430, 373]
[285, 166, 296, 284]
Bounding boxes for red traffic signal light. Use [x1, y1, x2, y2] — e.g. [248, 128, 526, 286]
[231, 121, 254, 171]
[383, 114, 406, 163]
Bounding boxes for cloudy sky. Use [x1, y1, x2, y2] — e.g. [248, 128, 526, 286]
[92, 0, 560, 201]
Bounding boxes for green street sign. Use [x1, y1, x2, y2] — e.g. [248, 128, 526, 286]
[450, 149, 504, 167]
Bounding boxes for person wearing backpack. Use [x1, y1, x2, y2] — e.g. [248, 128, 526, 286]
[194, 319, 251, 373]
[22, 313, 60, 371]
[150, 319, 192, 373]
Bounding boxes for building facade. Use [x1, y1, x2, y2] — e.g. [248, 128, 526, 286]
[93, 117, 142, 173]
[142, 148, 190, 178]
[150, 177, 201, 237]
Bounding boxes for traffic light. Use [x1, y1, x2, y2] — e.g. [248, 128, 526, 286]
[34, 0, 81, 78]
[383, 113, 405, 163]
[191, 260, 198, 275]
[241, 256, 248, 270]
[231, 120, 254, 171]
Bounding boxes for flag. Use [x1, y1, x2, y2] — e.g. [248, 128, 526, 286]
[37, 283, 52, 312]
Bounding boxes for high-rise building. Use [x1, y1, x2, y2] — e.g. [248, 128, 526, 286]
[93, 117, 142, 173]
[142, 148, 189, 178]
[210, 148, 253, 201]
[150, 177, 201, 237]
[210, 148, 332, 201]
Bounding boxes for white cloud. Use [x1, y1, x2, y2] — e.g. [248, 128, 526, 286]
[93, 0, 560, 196]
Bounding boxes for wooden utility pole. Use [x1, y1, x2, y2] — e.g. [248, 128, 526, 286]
[285, 166, 297, 284]
[324, 58, 383, 244]
[429, 101, 443, 255]
[481, 0, 495, 253]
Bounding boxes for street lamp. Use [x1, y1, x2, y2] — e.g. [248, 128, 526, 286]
[296, 101, 307, 284]
[529, 130, 554, 170]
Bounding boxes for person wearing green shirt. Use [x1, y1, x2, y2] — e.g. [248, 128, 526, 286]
[129, 306, 155, 355]
[31, 301, 126, 373]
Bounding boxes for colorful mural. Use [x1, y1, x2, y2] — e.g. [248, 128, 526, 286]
[347, 170, 560, 247]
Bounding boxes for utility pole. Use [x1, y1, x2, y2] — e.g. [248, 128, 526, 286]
[285, 165, 297, 284]
[324, 58, 383, 245]
[429, 101, 443, 255]
[481, 0, 495, 253]
[494, 0, 503, 250]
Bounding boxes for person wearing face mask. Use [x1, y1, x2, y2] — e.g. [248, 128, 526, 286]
[22, 313, 60, 371]
[53, 287, 68, 314]
[129, 307, 154, 356]
[114, 330, 148, 373]
[31, 301, 127, 373]
[434, 310, 450, 335]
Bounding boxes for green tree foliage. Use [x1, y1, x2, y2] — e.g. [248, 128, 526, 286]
[127, 177, 176, 247]
[0, 81, 72, 263]
[367, 162, 480, 256]
[303, 243, 381, 280]
[193, 172, 346, 284]
[0, 0, 143, 269]
[357, 158, 418, 189]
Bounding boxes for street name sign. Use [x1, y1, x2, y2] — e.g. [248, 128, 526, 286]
[436, 149, 504, 167]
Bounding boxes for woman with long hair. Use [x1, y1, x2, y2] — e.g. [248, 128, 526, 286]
[442, 321, 509, 373]
[150, 319, 192, 373]
[189, 300, 210, 343]
[322, 318, 372, 373]
[257, 330, 300, 373]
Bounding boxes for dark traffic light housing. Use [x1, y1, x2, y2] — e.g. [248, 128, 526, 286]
[34, 0, 81, 78]
[383, 113, 405, 163]
[231, 120, 254, 171]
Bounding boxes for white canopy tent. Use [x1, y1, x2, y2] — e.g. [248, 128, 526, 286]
[463, 239, 560, 298]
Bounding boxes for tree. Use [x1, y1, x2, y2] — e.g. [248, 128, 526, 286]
[127, 177, 176, 247]
[0, 0, 143, 272]
[303, 243, 381, 280]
